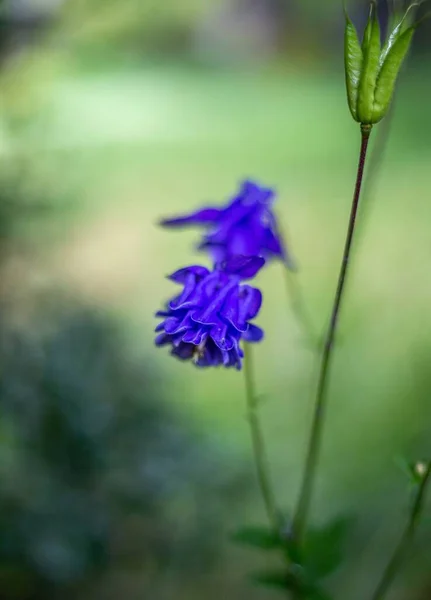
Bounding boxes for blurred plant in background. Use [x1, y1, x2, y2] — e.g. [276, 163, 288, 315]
[0, 0, 431, 599]
[0, 300, 249, 600]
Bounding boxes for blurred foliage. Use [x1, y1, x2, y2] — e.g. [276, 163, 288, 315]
[0, 301, 249, 599]
[59, 0, 217, 43]
[0, 0, 430, 598]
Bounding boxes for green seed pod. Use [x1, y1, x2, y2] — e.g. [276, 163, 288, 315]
[357, 2, 381, 124]
[344, 16, 363, 121]
[343, 1, 424, 126]
[373, 26, 415, 122]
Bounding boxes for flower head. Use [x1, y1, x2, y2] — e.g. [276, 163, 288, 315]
[161, 179, 292, 267]
[155, 256, 265, 370]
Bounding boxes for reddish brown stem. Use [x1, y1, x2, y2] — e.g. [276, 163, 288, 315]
[292, 124, 372, 544]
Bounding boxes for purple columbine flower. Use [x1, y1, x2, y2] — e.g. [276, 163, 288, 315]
[160, 179, 292, 267]
[155, 256, 265, 370]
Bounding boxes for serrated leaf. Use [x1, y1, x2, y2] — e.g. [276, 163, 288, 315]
[302, 516, 353, 579]
[230, 525, 281, 550]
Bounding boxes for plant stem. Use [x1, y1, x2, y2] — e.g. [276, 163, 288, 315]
[370, 462, 431, 600]
[243, 343, 279, 530]
[277, 220, 317, 349]
[283, 265, 317, 350]
[292, 124, 372, 543]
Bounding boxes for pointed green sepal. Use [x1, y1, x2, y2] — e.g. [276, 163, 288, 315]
[357, 1, 381, 124]
[379, 2, 420, 66]
[344, 15, 363, 121]
[373, 25, 415, 122]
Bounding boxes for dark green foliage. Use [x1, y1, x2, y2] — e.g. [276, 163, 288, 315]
[250, 567, 333, 600]
[302, 517, 352, 580]
[230, 525, 282, 550]
[238, 516, 351, 598]
[0, 302, 247, 599]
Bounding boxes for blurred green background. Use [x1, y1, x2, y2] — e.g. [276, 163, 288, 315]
[0, 0, 431, 598]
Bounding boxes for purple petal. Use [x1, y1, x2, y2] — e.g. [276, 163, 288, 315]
[160, 207, 222, 227]
[155, 333, 170, 346]
[182, 328, 207, 345]
[169, 266, 210, 284]
[222, 290, 247, 333]
[172, 342, 195, 360]
[240, 180, 275, 207]
[163, 312, 193, 335]
[210, 322, 234, 351]
[243, 324, 264, 343]
[239, 285, 262, 319]
[222, 285, 262, 331]
[169, 273, 215, 310]
[228, 228, 261, 256]
[194, 341, 221, 368]
[221, 255, 265, 279]
[198, 241, 228, 264]
[191, 280, 237, 325]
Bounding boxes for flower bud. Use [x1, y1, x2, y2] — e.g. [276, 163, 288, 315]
[414, 461, 430, 479]
[344, 1, 421, 125]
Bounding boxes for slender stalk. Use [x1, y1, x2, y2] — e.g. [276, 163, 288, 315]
[283, 266, 317, 350]
[243, 343, 279, 530]
[357, 0, 417, 245]
[357, 103, 393, 234]
[371, 462, 431, 600]
[292, 124, 372, 543]
[278, 221, 317, 349]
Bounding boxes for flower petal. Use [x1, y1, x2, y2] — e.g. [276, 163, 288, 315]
[210, 322, 234, 350]
[160, 207, 223, 227]
[191, 280, 237, 325]
[155, 333, 170, 346]
[240, 285, 263, 319]
[222, 285, 262, 331]
[169, 266, 210, 284]
[169, 273, 216, 310]
[220, 256, 265, 279]
[171, 342, 195, 360]
[163, 312, 193, 335]
[182, 328, 207, 345]
[243, 324, 264, 343]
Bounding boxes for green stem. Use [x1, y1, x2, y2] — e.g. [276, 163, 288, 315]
[370, 462, 431, 600]
[283, 265, 317, 350]
[292, 124, 372, 544]
[243, 343, 279, 530]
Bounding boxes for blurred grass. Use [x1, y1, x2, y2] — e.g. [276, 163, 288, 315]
[2, 59, 431, 597]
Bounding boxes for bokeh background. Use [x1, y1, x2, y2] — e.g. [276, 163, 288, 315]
[1, 0, 431, 598]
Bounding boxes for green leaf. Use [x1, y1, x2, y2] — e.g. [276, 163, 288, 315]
[344, 14, 363, 121]
[302, 516, 352, 579]
[250, 569, 294, 591]
[251, 569, 333, 599]
[357, 0, 381, 124]
[230, 525, 281, 550]
[372, 25, 414, 122]
[394, 455, 415, 479]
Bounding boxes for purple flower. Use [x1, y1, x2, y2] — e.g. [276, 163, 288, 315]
[161, 179, 292, 267]
[155, 256, 265, 370]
